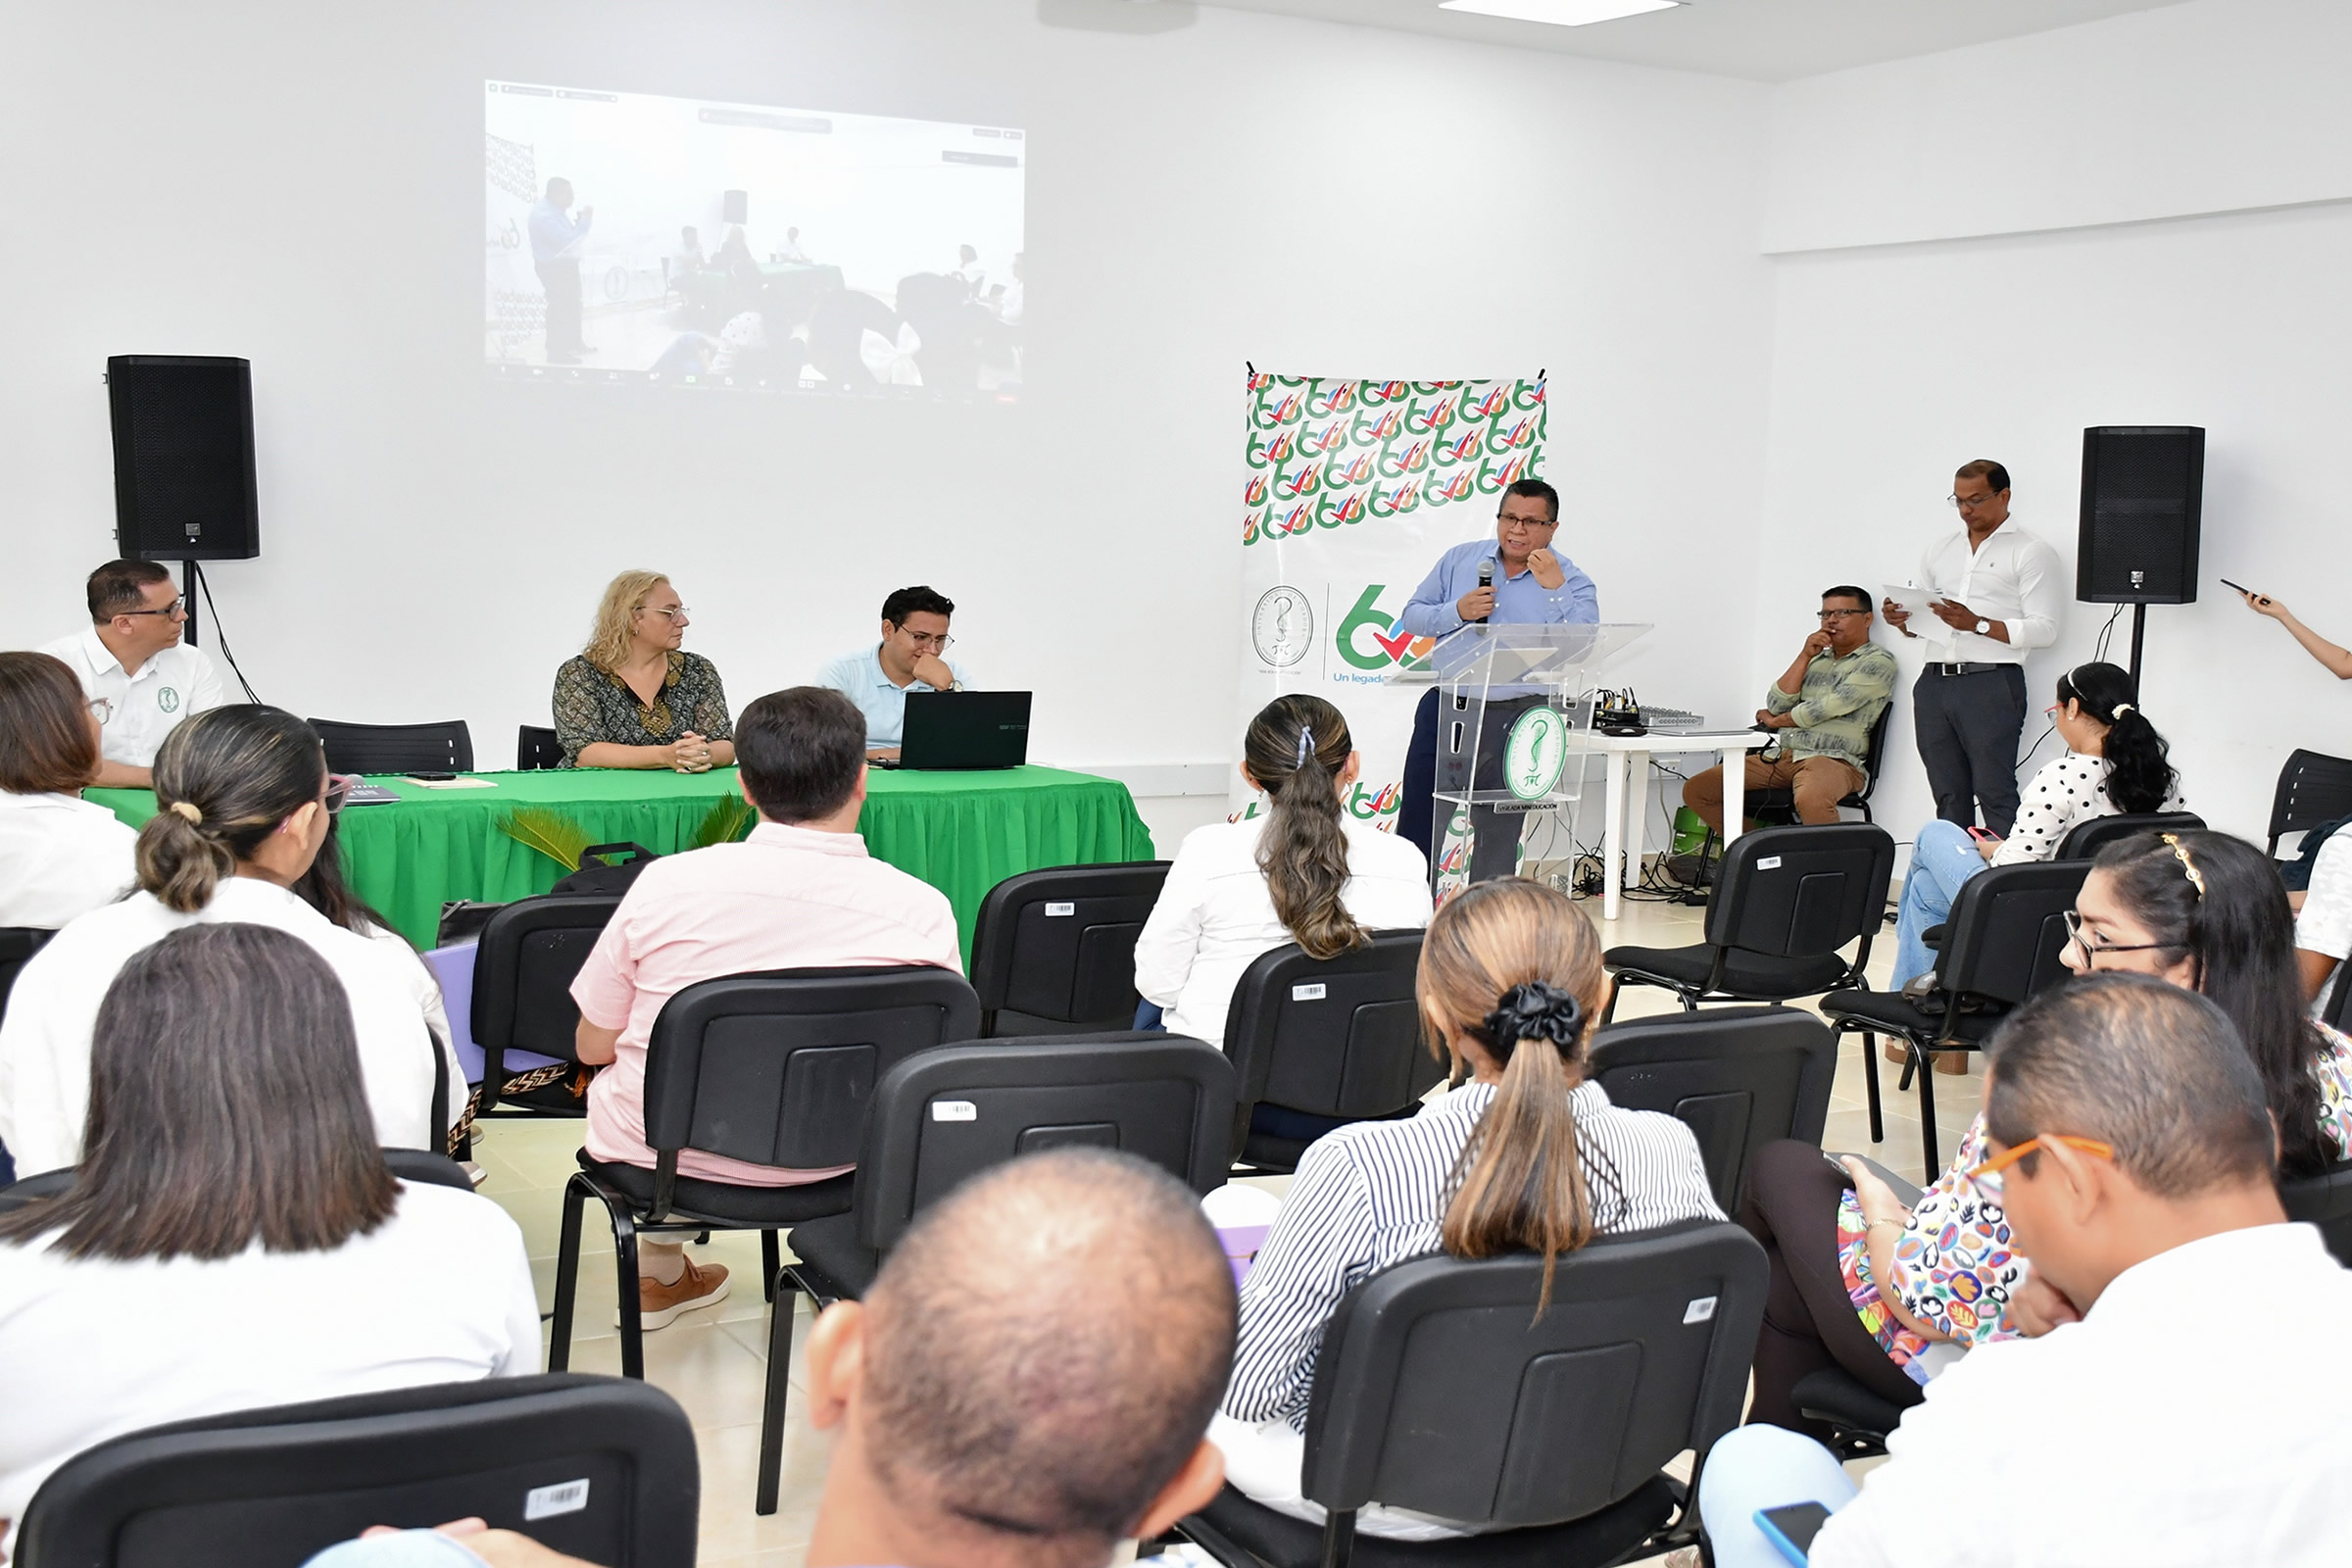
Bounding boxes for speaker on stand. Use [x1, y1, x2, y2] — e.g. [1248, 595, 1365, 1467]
[104, 354, 261, 648]
[2076, 425, 2203, 690]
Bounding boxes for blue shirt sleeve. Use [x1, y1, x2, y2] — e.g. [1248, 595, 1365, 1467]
[1396, 548, 1464, 638]
[1559, 558, 1599, 624]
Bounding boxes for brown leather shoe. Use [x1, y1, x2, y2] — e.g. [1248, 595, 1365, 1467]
[620, 1256, 732, 1331]
[1933, 1051, 1969, 1076]
[1883, 1040, 1908, 1066]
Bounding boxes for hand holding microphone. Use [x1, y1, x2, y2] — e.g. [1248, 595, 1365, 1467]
[1457, 559, 1496, 624]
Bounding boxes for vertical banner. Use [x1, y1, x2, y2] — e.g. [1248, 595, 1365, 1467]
[1234, 373, 1547, 825]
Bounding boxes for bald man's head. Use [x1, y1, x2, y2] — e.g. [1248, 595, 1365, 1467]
[858, 1150, 1237, 1564]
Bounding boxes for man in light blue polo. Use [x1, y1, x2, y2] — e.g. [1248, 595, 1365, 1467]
[815, 586, 970, 760]
[1394, 478, 1600, 880]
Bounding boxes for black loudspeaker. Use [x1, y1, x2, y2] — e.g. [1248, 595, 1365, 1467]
[106, 355, 260, 562]
[2077, 425, 2202, 604]
[722, 188, 748, 224]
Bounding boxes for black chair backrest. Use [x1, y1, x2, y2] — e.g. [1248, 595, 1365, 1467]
[850, 1033, 1236, 1252]
[2282, 1163, 2352, 1268]
[1849, 701, 1894, 804]
[2268, 749, 2352, 857]
[642, 965, 981, 1175]
[968, 861, 1170, 1031]
[1586, 1007, 1837, 1214]
[311, 718, 475, 776]
[1298, 1222, 1764, 1528]
[1702, 824, 1894, 959]
[470, 894, 624, 1073]
[1221, 931, 1435, 1152]
[1, 925, 57, 1016]
[1936, 860, 2091, 1006]
[2325, 959, 2352, 1034]
[516, 724, 564, 771]
[2054, 810, 2205, 861]
[17, 1373, 696, 1568]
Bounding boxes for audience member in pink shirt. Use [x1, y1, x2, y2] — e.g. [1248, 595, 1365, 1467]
[570, 686, 963, 1328]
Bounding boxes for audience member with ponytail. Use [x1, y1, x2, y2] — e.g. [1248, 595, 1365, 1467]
[1211, 878, 1720, 1541]
[1891, 661, 2185, 992]
[1135, 695, 1431, 1049]
[0, 706, 460, 1177]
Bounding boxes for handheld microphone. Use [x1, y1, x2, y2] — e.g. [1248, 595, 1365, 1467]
[1474, 559, 1494, 624]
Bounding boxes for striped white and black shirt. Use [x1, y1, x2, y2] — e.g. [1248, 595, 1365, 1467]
[1222, 1078, 1724, 1431]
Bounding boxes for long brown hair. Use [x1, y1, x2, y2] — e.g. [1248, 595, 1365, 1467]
[1245, 695, 1366, 960]
[1419, 878, 1609, 1310]
[0, 923, 398, 1259]
[136, 706, 329, 912]
[0, 651, 100, 794]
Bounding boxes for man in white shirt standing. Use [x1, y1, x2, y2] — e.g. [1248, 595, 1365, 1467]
[37, 560, 224, 789]
[1699, 972, 2352, 1568]
[814, 585, 970, 762]
[1881, 461, 2063, 836]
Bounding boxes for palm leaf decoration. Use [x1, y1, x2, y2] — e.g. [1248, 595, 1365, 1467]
[497, 806, 593, 870]
[692, 794, 758, 849]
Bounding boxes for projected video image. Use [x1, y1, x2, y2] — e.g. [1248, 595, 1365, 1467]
[484, 81, 1025, 398]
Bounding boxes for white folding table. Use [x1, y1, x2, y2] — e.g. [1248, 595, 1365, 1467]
[1573, 729, 1774, 921]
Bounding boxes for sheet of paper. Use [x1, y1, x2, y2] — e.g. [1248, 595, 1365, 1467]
[401, 775, 501, 789]
[1880, 582, 1946, 627]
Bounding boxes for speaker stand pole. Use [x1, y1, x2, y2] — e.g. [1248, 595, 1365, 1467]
[2126, 602, 2147, 691]
[182, 560, 200, 648]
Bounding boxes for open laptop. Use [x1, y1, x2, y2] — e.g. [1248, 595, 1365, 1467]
[878, 690, 1033, 770]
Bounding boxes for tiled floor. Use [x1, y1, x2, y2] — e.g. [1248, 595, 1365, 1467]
[474, 886, 1972, 1565]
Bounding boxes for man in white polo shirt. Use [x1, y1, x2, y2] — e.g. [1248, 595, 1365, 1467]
[815, 584, 971, 762]
[38, 560, 224, 789]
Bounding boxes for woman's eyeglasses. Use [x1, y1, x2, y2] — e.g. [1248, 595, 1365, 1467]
[2060, 909, 2180, 966]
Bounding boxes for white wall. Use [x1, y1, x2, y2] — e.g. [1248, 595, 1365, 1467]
[1756, 0, 2352, 851]
[0, 0, 1777, 844]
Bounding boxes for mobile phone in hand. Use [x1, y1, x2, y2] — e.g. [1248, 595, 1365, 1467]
[2219, 577, 2269, 604]
[1755, 1501, 1834, 1564]
[1964, 825, 1999, 845]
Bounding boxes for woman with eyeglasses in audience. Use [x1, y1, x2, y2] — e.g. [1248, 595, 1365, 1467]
[1210, 877, 1721, 1540]
[0, 925, 539, 1553]
[1890, 661, 2185, 999]
[552, 570, 734, 770]
[0, 706, 461, 1178]
[0, 652, 137, 929]
[1740, 828, 2352, 1437]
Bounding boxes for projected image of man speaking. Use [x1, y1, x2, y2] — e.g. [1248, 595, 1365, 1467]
[528, 176, 594, 366]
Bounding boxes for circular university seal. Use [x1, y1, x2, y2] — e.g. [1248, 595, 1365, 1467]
[1503, 706, 1570, 802]
[1251, 586, 1313, 669]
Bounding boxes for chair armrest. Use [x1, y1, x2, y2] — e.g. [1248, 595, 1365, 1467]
[1921, 924, 1946, 950]
[1828, 1151, 1926, 1208]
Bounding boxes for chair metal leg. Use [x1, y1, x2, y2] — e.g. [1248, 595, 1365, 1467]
[1916, 1046, 1940, 1182]
[757, 1274, 799, 1515]
[548, 1173, 590, 1371]
[762, 1229, 780, 1303]
[1601, 974, 1623, 1025]
[1319, 1509, 1357, 1568]
[612, 1204, 646, 1381]
[1860, 1030, 1884, 1145]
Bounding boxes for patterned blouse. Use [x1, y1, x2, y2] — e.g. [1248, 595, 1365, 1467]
[1840, 1023, 2352, 1384]
[550, 651, 733, 768]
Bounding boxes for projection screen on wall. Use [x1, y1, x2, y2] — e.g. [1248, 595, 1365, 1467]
[484, 80, 1025, 399]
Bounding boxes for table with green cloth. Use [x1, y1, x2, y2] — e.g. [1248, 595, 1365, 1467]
[88, 765, 1156, 964]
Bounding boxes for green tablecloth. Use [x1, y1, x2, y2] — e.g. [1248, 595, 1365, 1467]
[88, 765, 1155, 964]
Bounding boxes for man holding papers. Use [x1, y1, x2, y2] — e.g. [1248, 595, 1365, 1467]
[1881, 460, 2063, 836]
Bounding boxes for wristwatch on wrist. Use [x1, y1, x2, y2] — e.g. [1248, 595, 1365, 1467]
[1974, 618, 1991, 636]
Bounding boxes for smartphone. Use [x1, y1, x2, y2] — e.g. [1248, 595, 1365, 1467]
[1755, 1501, 1834, 1564]
[407, 771, 458, 782]
[1964, 825, 2000, 845]
[2219, 576, 2268, 604]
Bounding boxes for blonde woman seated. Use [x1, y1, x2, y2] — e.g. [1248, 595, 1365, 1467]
[0, 925, 538, 1550]
[552, 570, 735, 770]
[1136, 694, 1430, 1048]
[1211, 878, 1723, 1541]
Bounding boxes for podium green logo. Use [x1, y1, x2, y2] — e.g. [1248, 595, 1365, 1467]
[1503, 707, 1569, 802]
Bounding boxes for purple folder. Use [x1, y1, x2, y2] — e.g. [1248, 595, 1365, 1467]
[422, 941, 564, 1084]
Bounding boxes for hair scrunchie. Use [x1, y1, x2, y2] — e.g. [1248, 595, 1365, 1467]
[1479, 980, 1585, 1059]
[168, 801, 204, 825]
[2110, 702, 2134, 718]
[1295, 725, 1314, 767]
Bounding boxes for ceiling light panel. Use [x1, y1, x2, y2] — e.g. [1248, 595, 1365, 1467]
[1438, 0, 1682, 25]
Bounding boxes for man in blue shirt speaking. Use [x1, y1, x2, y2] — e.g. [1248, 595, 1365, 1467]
[528, 176, 594, 366]
[1395, 477, 1600, 879]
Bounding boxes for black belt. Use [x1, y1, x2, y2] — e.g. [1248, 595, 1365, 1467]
[1930, 662, 2010, 676]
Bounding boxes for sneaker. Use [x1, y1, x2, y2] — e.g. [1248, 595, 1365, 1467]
[620, 1256, 731, 1330]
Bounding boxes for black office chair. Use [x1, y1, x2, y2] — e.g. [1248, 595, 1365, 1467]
[2054, 809, 2205, 860]
[968, 860, 1170, 1036]
[1586, 1006, 1837, 1215]
[1177, 1221, 1767, 1568]
[516, 723, 564, 770]
[311, 717, 475, 775]
[14, 1373, 696, 1568]
[1219, 931, 1436, 1172]
[1, 925, 56, 1015]
[2283, 1162, 2352, 1268]
[468, 894, 622, 1120]
[0, 1149, 475, 1216]
[770, 1033, 1235, 1511]
[1788, 1155, 1926, 1458]
[2267, 748, 2352, 859]
[1822, 860, 2087, 1179]
[1749, 703, 1894, 827]
[1603, 824, 1896, 1023]
[548, 964, 980, 1386]
[2325, 958, 2352, 1033]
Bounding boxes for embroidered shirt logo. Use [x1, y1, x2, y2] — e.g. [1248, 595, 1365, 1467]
[158, 687, 180, 713]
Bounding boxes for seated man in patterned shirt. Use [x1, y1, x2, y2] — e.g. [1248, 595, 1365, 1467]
[1684, 586, 1898, 834]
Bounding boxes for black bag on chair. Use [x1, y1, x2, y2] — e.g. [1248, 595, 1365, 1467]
[553, 843, 662, 897]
